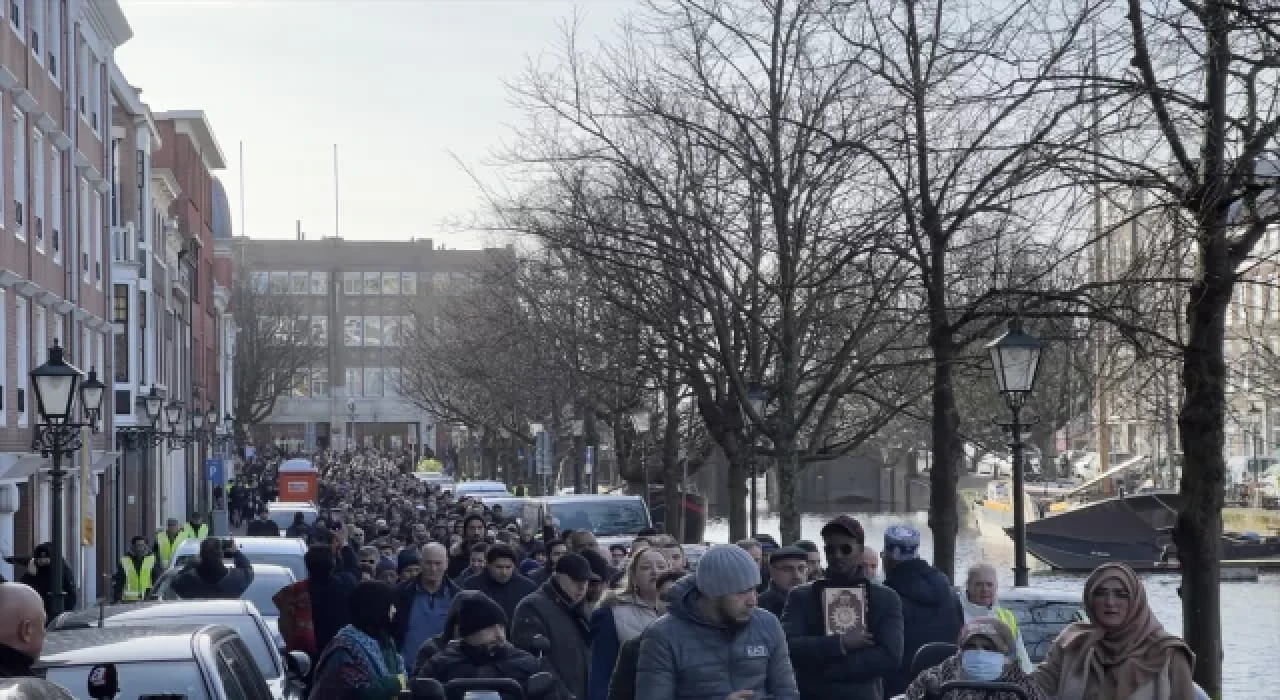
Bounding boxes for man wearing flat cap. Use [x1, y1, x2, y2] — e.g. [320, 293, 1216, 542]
[636, 544, 799, 700]
[512, 553, 598, 700]
[781, 515, 903, 700]
[758, 547, 808, 618]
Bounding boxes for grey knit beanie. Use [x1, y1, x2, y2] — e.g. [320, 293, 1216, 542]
[695, 544, 762, 597]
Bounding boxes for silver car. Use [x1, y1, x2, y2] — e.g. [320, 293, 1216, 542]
[168, 535, 307, 579]
[152, 562, 297, 650]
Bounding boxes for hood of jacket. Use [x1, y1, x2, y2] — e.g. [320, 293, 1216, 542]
[665, 574, 726, 629]
[885, 558, 954, 607]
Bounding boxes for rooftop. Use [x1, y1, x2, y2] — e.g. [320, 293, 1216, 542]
[153, 110, 227, 170]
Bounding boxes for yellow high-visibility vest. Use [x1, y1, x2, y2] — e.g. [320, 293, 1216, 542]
[155, 531, 187, 567]
[180, 523, 209, 542]
[121, 555, 156, 601]
[995, 606, 1020, 638]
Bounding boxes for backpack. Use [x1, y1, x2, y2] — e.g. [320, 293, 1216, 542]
[273, 580, 317, 656]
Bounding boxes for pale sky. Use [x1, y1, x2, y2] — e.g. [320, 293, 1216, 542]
[114, 0, 632, 247]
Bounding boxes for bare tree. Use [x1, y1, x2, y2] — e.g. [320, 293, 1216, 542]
[231, 277, 326, 429]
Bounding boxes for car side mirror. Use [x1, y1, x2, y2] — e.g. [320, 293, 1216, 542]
[411, 677, 446, 700]
[530, 634, 551, 655]
[527, 672, 556, 698]
[286, 650, 311, 678]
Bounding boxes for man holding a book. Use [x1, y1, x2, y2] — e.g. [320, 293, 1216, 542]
[780, 515, 904, 700]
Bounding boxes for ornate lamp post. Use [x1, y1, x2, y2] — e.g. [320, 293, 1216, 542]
[29, 342, 105, 616]
[987, 319, 1044, 587]
[630, 409, 651, 514]
[747, 383, 767, 535]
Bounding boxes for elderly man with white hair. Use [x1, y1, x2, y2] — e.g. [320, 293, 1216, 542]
[957, 563, 1032, 671]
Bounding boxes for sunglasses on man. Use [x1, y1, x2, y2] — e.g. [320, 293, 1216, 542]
[824, 543, 856, 556]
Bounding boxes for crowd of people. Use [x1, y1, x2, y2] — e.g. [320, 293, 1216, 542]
[0, 447, 1206, 700]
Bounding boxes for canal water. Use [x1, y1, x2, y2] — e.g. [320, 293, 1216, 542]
[705, 512, 1280, 700]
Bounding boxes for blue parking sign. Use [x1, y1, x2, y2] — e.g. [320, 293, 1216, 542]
[206, 457, 225, 486]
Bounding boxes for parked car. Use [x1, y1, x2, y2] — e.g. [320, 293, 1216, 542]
[50, 600, 306, 700]
[36, 624, 278, 700]
[168, 536, 308, 579]
[534, 495, 653, 549]
[454, 480, 513, 499]
[152, 563, 296, 648]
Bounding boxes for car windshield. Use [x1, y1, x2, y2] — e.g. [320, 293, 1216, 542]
[547, 501, 649, 537]
[270, 509, 317, 531]
[93, 615, 280, 680]
[1002, 599, 1086, 662]
[154, 569, 292, 619]
[44, 661, 208, 699]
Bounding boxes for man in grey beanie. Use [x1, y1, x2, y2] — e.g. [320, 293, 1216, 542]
[636, 545, 799, 700]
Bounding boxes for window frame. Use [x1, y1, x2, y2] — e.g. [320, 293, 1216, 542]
[49, 144, 60, 261]
[342, 271, 360, 295]
[12, 107, 25, 240]
[32, 128, 43, 250]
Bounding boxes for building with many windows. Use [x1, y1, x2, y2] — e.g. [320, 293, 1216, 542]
[229, 236, 499, 455]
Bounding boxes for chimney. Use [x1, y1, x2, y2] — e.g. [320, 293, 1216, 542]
[296, 220, 303, 241]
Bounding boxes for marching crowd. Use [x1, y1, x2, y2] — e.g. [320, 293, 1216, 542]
[0, 448, 1204, 700]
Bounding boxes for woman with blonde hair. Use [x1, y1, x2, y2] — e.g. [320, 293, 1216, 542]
[586, 546, 672, 700]
[1032, 562, 1195, 699]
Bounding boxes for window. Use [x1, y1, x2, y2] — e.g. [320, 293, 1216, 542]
[401, 272, 417, 295]
[32, 130, 43, 249]
[344, 316, 362, 346]
[291, 371, 309, 398]
[138, 290, 146, 382]
[384, 367, 400, 397]
[269, 271, 288, 294]
[34, 306, 46, 385]
[289, 271, 308, 294]
[363, 316, 381, 346]
[113, 284, 128, 322]
[50, 145, 60, 261]
[89, 57, 101, 132]
[0, 289, 6, 426]
[29, 0, 41, 59]
[310, 271, 328, 295]
[0, 95, 5, 226]
[214, 647, 250, 700]
[364, 367, 384, 397]
[383, 316, 401, 346]
[345, 367, 362, 396]
[401, 314, 415, 342]
[12, 108, 24, 238]
[9, 0, 21, 36]
[433, 273, 450, 292]
[113, 327, 128, 382]
[79, 177, 89, 281]
[251, 271, 269, 293]
[15, 297, 26, 426]
[311, 316, 327, 345]
[342, 271, 360, 295]
[362, 271, 380, 295]
[311, 366, 329, 398]
[77, 38, 87, 115]
[46, 0, 59, 80]
[382, 272, 399, 295]
[92, 190, 101, 285]
[109, 138, 120, 226]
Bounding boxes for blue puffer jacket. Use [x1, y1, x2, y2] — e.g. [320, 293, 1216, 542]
[882, 558, 964, 698]
[635, 576, 799, 700]
[780, 573, 903, 700]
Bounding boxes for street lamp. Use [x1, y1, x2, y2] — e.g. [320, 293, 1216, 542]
[987, 319, 1043, 587]
[747, 383, 767, 535]
[29, 342, 104, 616]
[630, 409, 651, 513]
[1249, 404, 1264, 507]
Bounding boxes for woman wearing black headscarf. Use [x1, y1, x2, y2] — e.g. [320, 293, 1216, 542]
[18, 543, 76, 619]
[308, 581, 406, 700]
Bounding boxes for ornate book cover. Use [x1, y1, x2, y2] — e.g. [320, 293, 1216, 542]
[822, 585, 868, 634]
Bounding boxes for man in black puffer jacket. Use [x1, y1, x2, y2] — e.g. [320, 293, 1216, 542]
[419, 594, 560, 700]
[880, 525, 964, 698]
[169, 538, 255, 600]
[462, 545, 538, 632]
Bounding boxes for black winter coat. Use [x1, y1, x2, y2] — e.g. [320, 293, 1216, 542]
[781, 573, 904, 700]
[169, 551, 255, 600]
[419, 640, 557, 700]
[757, 583, 789, 618]
[511, 581, 591, 700]
[881, 558, 965, 698]
[462, 571, 539, 631]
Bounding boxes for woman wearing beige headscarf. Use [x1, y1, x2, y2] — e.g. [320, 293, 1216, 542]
[1032, 562, 1196, 700]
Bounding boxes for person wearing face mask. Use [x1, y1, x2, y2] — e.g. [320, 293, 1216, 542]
[307, 580, 407, 700]
[781, 515, 902, 700]
[957, 564, 1031, 672]
[512, 553, 598, 700]
[588, 546, 670, 700]
[1030, 562, 1195, 700]
[636, 544, 799, 700]
[419, 594, 556, 700]
[607, 571, 684, 700]
[904, 618, 1048, 700]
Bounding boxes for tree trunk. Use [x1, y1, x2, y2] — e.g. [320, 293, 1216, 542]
[1175, 232, 1231, 698]
[776, 440, 800, 543]
[663, 366, 683, 536]
[727, 447, 748, 542]
[928, 329, 962, 582]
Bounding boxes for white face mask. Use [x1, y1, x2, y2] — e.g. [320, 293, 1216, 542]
[960, 649, 1006, 681]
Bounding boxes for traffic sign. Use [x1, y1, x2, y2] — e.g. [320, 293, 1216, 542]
[585, 446, 594, 475]
[206, 457, 225, 486]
